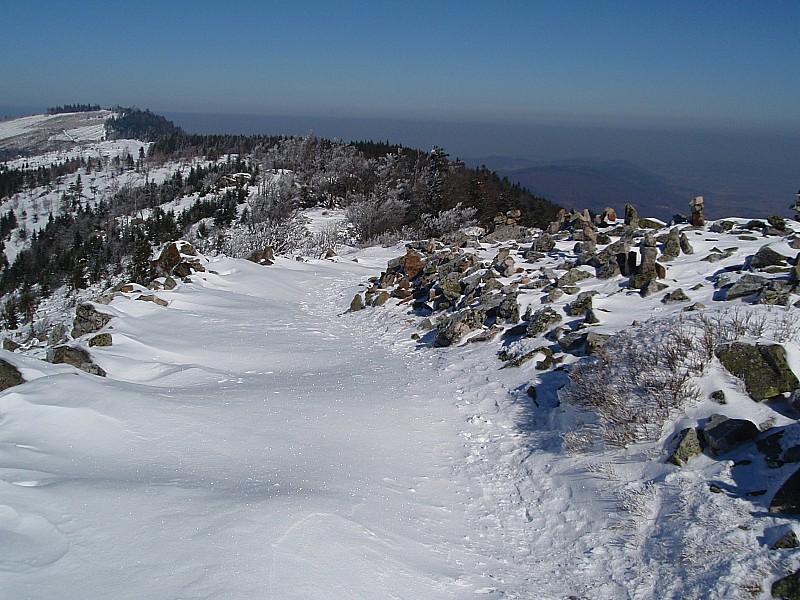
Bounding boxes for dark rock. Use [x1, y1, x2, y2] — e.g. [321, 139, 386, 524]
[750, 245, 789, 270]
[773, 569, 800, 599]
[0, 358, 25, 391]
[349, 294, 364, 312]
[526, 307, 562, 337]
[725, 274, 769, 300]
[772, 530, 800, 550]
[667, 428, 702, 466]
[72, 302, 114, 338]
[771, 467, 800, 516]
[701, 414, 759, 455]
[47, 345, 106, 377]
[716, 342, 800, 401]
[662, 288, 690, 304]
[710, 390, 726, 404]
[434, 308, 487, 347]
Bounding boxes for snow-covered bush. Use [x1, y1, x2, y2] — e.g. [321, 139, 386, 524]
[345, 193, 409, 243]
[220, 217, 310, 257]
[418, 202, 477, 239]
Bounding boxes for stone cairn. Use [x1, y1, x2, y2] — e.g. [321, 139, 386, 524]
[690, 195, 705, 227]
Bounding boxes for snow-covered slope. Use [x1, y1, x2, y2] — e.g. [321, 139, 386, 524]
[1, 225, 799, 598]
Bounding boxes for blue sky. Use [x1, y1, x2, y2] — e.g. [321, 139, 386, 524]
[3, 1, 799, 131]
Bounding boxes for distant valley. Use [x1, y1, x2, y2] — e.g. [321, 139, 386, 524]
[470, 155, 797, 222]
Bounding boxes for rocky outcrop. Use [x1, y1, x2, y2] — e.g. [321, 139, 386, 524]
[72, 302, 114, 338]
[0, 358, 25, 391]
[153, 241, 206, 278]
[434, 308, 487, 347]
[716, 342, 800, 401]
[47, 345, 106, 377]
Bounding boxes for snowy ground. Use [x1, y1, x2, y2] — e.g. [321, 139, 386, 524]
[2, 233, 797, 599]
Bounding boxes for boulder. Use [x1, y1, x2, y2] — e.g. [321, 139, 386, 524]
[666, 428, 702, 466]
[750, 245, 789, 270]
[434, 308, 487, 347]
[624, 204, 639, 229]
[47, 345, 106, 377]
[530, 233, 556, 253]
[771, 467, 800, 516]
[716, 342, 800, 401]
[349, 294, 364, 312]
[0, 358, 25, 391]
[725, 274, 769, 300]
[773, 568, 800, 599]
[88, 333, 112, 347]
[526, 306, 562, 337]
[661, 288, 690, 304]
[72, 302, 113, 338]
[700, 414, 759, 455]
[154, 241, 205, 278]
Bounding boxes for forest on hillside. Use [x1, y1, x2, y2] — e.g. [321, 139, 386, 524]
[0, 107, 561, 328]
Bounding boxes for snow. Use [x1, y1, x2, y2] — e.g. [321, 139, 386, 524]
[0, 235, 793, 598]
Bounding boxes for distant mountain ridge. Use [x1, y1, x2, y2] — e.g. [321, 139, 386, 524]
[471, 155, 797, 221]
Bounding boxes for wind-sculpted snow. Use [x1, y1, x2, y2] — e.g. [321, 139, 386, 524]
[4, 211, 800, 597]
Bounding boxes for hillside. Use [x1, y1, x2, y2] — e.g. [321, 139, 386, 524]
[2, 110, 800, 598]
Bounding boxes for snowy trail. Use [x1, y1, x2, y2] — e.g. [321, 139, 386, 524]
[0, 251, 672, 599]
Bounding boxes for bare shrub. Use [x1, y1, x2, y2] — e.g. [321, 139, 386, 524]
[561, 316, 704, 448]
